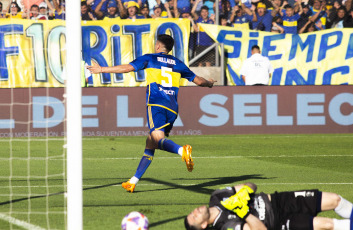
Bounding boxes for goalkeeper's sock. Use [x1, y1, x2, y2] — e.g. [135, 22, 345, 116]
[133, 149, 155, 181]
[335, 196, 353, 218]
[158, 138, 181, 155]
[333, 219, 350, 230]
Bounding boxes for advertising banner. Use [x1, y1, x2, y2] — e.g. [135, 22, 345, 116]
[0, 86, 352, 138]
[0, 18, 190, 88]
[200, 24, 353, 86]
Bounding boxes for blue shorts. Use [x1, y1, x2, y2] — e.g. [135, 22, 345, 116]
[146, 105, 177, 136]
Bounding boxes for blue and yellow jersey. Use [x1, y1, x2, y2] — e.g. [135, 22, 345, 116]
[310, 7, 327, 29]
[281, 13, 300, 34]
[129, 53, 196, 114]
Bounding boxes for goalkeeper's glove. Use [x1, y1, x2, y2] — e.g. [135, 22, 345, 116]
[236, 186, 254, 202]
[233, 202, 250, 219]
[221, 195, 250, 219]
[220, 185, 254, 219]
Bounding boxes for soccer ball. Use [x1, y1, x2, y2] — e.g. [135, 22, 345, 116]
[121, 211, 149, 230]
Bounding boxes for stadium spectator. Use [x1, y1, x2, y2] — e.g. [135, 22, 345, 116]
[310, 0, 327, 30]
[240, 45, 273, 86]
[298, 2, 324, 32]
[192, 2, 216, 67]
[95, 0, 126, 19]
[45, 0, 65, 20]
[229, 4, 257, 29]
[26, 4, 40, 19]
[87, 34, 216, 193]
[279, 0, 303, 34]
[220, 15, 231, 26]
[297, 3, 313, 31]
[37, 2, 49, 20]
[147, 0, 167, 15]
[125, 1, 144, 19]
[5, 1, 24, 19]
[251, 2, 279, 31]
[151, 3, 172, 18]
[140, 3, 151, 18]
[24, 3, 48, 20]
[329, 6, 348, 27]
[175, 5, 192, 18]
[185, 182, 353, 230]
[81, 1, 97, 20]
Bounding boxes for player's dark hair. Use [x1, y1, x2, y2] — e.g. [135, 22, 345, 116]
[251, 45, 260, 51]
[184, 216, 199, 230]
[157, 34, 174, 53]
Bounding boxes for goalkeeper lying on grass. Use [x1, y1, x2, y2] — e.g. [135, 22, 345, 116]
[185, 182, 353, 230]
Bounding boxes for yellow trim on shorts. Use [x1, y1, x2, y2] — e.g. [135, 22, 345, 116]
[155, 123, 170, 131]
[147, 104, 178, 115]
[148, 106, 154, 129]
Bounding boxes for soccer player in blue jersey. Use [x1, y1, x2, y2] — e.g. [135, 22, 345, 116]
[88, 34, 216, 193]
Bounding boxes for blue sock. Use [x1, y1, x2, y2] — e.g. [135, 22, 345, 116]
[134, 149, 155, 179]
[158, 138, 181, 154]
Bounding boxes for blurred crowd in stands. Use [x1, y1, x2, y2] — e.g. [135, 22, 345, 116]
[1, 0, 352, 30]
[1, 0, 352, 31]
[1, 0, 352, 65]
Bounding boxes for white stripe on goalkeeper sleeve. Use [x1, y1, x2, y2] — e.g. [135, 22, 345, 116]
[335, 196, 353, 218]
[333, 219, 350, 230]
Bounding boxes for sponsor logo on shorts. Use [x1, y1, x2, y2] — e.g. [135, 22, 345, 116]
[159, 87, 175, 95]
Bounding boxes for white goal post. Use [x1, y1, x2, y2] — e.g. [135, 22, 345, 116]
[66, 1, 83, 230]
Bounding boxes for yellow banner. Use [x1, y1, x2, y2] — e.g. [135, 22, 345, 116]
[0, 18, 191, 88]
[200, 24, 353, 85]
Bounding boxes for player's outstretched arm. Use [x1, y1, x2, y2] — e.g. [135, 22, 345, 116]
[193, 76, 216, 88]
[87, 61, 135, 74]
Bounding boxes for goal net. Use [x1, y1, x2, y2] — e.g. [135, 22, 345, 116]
[0, 1, 82, 229]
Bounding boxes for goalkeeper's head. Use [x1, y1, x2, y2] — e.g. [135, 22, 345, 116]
[184, 205, 210, 230]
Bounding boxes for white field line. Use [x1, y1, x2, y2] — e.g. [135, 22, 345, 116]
[0, 213, 46, 230]
[79, 135, 353, 141]
[0, 182, 352, 190]
[84, 154, 353, 160]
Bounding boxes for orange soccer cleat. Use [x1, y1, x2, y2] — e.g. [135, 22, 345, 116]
[182, 145, 194, 172]
[122, 180, 136, 193]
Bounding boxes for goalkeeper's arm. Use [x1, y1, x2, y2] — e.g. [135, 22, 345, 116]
[243, 214, 267, 230]
[233, 182, 257, 194]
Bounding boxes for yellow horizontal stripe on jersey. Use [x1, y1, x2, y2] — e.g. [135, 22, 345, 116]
[146, 68, 181, 88]
[233, 23, 250, 29]
[283, 20, 297, 27]
[148, 104, 178, 115]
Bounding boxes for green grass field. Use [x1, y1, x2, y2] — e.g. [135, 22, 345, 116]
[1, 134, 353, 229]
